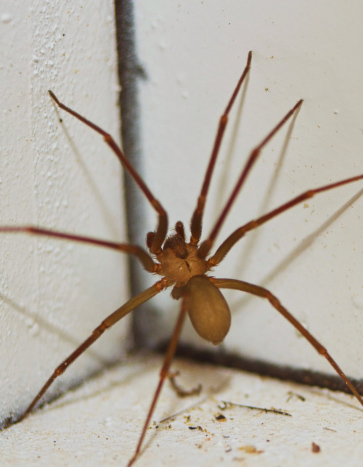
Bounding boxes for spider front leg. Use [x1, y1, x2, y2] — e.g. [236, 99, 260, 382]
[48, 90, 168, 254]
[190, 51, 252, 244]
[213, 278, 363, 407]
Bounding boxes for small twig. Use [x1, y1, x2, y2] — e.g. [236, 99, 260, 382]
[218, 400, 291, 417]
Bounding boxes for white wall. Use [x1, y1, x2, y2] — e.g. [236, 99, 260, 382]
[133, 2, 363, 379]
[0, 1, 129, 421]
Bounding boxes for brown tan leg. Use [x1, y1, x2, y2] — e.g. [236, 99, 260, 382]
[0, 226, 158, 273]
[190, 51, 252, 244]
[213, 277, 363, 406]
[18, 280, 166, 422]
[48, 91, 167, 254]
[198, 98, 303, 259]
[209, 173, 363, 266]
[127, 297, 188, 467]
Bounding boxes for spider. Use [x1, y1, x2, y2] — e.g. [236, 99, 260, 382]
[2, 51, 363, 466]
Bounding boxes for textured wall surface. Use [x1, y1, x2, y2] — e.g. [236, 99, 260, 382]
[0, 1, 129, 421]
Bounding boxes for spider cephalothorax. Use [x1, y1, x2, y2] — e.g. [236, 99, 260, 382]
[151, 222, 209, 285]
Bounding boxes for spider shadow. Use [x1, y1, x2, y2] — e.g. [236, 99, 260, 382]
[232, 99, 303, 281]
[31, 353, 160, 418]
[50, 101, 122, 240]
[229, 187, 363, 314]
[213, 61, 251, 216]
[0, 291, 109, 365]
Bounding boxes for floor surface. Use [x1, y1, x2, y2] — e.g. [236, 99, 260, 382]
[2, 353, 363, 466]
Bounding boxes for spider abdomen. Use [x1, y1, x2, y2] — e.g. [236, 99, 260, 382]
[186, 275, 231, 345]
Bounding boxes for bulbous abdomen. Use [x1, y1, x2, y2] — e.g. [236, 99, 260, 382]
[185, 275, 231, 345]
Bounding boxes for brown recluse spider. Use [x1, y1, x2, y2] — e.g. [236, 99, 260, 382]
[2, 51, 363, 466]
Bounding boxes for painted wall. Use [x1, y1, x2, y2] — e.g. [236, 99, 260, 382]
[0, 1, 129, 421]
[133, 1, 363, 379]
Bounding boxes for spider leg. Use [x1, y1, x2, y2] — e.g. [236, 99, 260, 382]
[0, 226, 158, 272]
[48, 91, 167, 254]
[198, 98, 303, 259]
[18, 280, 166, 422]
[213, 277, 363, 407]
[127, 296, 188, 467]
[209, 173, 363, 266]
[190, 51, 252, 244]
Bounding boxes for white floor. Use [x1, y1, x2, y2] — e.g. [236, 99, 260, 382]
[2, 354, 363, 467]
